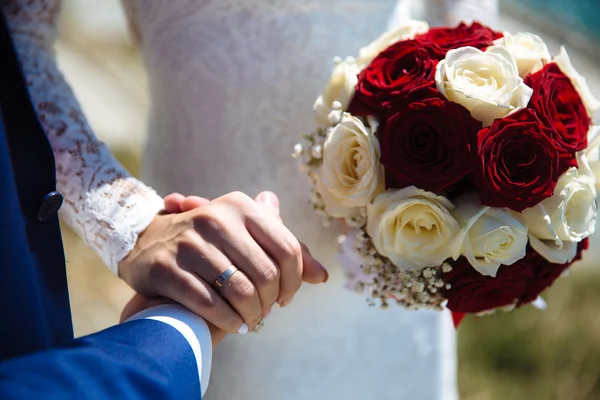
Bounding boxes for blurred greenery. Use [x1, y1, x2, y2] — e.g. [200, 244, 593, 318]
[458, 268, 600, 400]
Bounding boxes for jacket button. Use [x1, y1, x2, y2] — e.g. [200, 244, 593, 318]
[38, 191, 63, 221]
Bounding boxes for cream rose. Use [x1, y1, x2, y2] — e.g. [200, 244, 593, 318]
[521, 154, 597, 263]
[435, 45, 533, 127]
[356, 20, 429, 66]
[451, 194, 528, 277]
[366, 187, 459, 270]
[314, 59, 360, 126]
[317, 114, 383, 218]
[493, 32, 551, 78]
[554, 46, 600, 124]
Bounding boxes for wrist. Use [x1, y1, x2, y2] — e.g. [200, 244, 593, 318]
[100, 182, 165, 275]
[117, 212, 170, 284]
[126, 304, 213, 394]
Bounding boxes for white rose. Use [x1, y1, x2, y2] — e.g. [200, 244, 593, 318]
[317, 114, 384, 218]
[357, 20, 429, 66]
[493, 32, 551, 78]
[435, 46, 533, 127]
[585, 126, 600, 190]
[366, 187, 459, 270]
[314, 59, 360, 126]
[554, 46, 600, 124]
[451, 194, 528, 277]
[521, 154, 597, 263]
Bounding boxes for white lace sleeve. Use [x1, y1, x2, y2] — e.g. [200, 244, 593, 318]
[2, 0, 165, 274]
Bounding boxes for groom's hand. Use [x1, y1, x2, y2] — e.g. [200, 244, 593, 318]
[165, 191, 328, 285]
[119, 191, 326, 335]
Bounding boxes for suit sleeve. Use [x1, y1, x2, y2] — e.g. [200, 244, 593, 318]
[0, 319, 202, 400]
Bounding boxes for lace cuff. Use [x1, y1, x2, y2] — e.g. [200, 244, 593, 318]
[81, 176, 164, 272]
[4, 0, 164, 274]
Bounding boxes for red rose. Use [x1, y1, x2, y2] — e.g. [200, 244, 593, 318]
[347, 40, 437, 116]
[444, 241, 588, 313]
[525, 63, 590, 154]
[380, 97, 481, 193]
[519, 239, 589, 305]
[415, 22, 503, 59]
[473, 108, 572, 212]
[444, 255, 534, 314]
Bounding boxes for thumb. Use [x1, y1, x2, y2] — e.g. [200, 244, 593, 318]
[255, 191, 328, 284]
[300, 242, 329, 284]
[255, 191, 280, 220]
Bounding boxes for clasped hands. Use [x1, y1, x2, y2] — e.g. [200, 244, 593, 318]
[119, 191, 326, 344]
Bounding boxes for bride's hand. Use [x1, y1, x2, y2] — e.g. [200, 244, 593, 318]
[119, 191, 326, 335]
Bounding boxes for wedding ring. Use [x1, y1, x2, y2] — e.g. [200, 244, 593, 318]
[214, 265, 238, 289]
[252, 319, 265, 333]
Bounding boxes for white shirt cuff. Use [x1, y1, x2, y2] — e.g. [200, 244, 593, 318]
[126, 304, 212, 396]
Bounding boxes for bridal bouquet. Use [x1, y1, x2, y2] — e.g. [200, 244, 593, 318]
[294, 21, 600, 319]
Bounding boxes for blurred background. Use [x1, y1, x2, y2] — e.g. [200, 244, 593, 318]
[56, 1, 600, 399]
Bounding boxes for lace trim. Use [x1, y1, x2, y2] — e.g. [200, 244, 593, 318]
[4, 0, 164, 273]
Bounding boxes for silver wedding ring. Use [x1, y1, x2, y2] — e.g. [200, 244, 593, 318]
[253, 319, 265, 333]
[214, 265, 238, 289]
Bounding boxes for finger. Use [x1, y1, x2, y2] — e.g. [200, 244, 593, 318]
[217, 268, 264, 331]
[220, 229, 280, 313]
[244, 207, 302, 306]
[255, 192, 328, 285]
[164, 193, 186, 214]
[255, 191, 280, 220]
[300, 242, 329, 284]
[177, 233, 264, 329]
[160, 265, 249, 334]
[181, 195, 211, 212]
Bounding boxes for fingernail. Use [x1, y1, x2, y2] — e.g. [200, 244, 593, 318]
[264, 307, 272, 319]
[322, 267, 329, 283]
[237, 323, 249, 334]
[257, 192, 279, 212]
[278, 297, 292, 308]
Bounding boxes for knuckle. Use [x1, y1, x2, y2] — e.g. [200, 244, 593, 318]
[148, 251, 175, 283]
[177, 228, 198, 249]
[231, 279, 257, 303]
[192, 208, 225, 234]
[256, 262, 280, 288]
[229, 191, 250, 202]
[279, 236, 302, 262]
[224, 191, 252, 208]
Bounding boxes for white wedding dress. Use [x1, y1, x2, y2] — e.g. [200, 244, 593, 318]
[124, 1, 497, 398]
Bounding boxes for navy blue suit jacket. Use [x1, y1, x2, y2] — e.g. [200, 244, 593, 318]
[0, 10, 201, 399]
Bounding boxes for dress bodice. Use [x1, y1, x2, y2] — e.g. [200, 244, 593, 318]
[125, 1, 465, 398]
